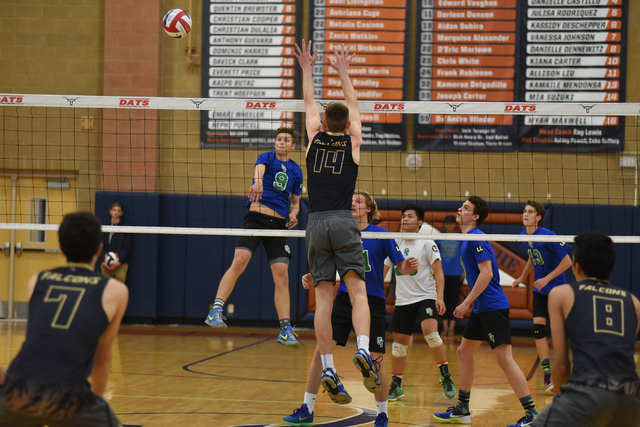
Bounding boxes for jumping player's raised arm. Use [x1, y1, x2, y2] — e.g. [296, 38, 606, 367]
[294, 40, 322, 154]
[327, 44, 362, 163]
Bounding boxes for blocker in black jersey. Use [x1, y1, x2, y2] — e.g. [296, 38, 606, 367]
[306, 131, 358, 214]
[532, 231, 640, 427]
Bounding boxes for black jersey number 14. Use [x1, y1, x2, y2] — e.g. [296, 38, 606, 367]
[44, 285, 86, 329]
[313, 149, 345, 174]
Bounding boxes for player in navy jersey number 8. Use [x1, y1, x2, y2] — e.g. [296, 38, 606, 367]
[295, 40, 382, 409]
[205, 127, 303, 347]
[283, 191, 418, 427]
[0, 212, 128, 426]
[511, 201, 572, 393]
[532, 231, 640, 427]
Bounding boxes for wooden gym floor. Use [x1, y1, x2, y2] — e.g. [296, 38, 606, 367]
[1, 322, 639, 427]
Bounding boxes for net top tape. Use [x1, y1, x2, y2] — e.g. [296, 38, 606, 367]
[2, 94, 640, 116]
[1, 223, 639, 244]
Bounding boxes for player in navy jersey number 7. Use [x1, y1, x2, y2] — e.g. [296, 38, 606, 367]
[531, 231, 640, 427]
[434, 196, 538, 427]
[295, 40, 382, 403]
[205, 127, 303, 347]
[511, 200, 572, 393]
[0, 212, 128, 426]
[283, 191, 418, 427]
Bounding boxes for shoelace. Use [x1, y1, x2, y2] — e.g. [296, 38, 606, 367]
[287, 325, 298, 338]
[213, 309, 227, 322]
[445, 406, 471, 416]
[514, 414, 533, 425]
[321, 370, 346, 395]
[372, 355, 383, 374]
[440, 374, 452, 386]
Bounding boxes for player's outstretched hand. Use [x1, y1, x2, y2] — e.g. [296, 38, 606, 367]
[327, 43, 356, 74]
[453, 300, 471, 319]
[398, 257, 419, 275]
[294, 39, 317, 70]
[286, 213, 298, 229]
[534, 277, 550, 291]
[248, 180, 263, 203]
[301, 273, 313, 289]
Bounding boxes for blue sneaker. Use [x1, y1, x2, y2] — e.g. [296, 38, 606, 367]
[277, 326, 300, 348]
[320, 368, 352, 404]
[433, 406, 471, 424]
[204, 307, 227, 329]
[352, 349, 381, 394]
[506, 413, 535, 427]
[374, 412, 389, 427]
[282, 404, 314, 426]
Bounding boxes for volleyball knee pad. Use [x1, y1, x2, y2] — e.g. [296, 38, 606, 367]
[533, 324, 546, 339]
[425, 332, 443, 348]
[392, 342, 407, 358]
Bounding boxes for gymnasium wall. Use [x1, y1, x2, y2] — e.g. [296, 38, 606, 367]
[1, 1, 640, 207]
[96, 192, 640, 322]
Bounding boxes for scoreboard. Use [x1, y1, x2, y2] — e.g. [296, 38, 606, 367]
[200, 0, 628, 153]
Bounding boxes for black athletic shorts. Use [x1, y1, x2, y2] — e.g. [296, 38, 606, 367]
[532, 292, 550, 319]
[463, 308, 512, 349]
[235, 211, 292, 263]
[332, 293, 386, 354]
[390, 299, 438, 335]
[443, 275, 463, 320]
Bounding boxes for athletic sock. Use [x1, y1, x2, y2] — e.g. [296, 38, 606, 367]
[438, 360, 450, 376]
[304, 392, 317, 413]
[356, 335, 370, 353]
[376, 400, 388, 415]
[541, 358, 551, 376]
[456, 389, 471, 414]
[321, 354, 335, 371]
[519, 395, 538, 416]
[392, 374, 403, 387]
[279, 318, 291, 330]
[213, 298, 225, 310]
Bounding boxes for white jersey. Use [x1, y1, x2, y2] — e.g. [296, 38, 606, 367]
[385, 238, 441, 306]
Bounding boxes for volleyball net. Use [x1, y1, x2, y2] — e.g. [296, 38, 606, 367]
[0, 94, 639, 245]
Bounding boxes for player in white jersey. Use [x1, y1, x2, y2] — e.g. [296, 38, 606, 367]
[385, 203, 456, 401]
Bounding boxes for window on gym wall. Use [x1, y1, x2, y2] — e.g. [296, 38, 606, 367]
[29, 198, 47, 244]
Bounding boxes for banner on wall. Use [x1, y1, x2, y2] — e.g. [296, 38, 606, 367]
[200, 1, 303, 148]
[413, 0, 628, 152]
[308, 0, 411, 150]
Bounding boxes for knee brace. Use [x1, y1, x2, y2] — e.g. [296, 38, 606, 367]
[533, 323, 546, 339]
[392, 342, 407, 358]
[425, 332, 443, 348]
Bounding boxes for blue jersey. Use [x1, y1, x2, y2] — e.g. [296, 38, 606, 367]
[520, 227, 571, 295]
[461, 228, 509, 313]
[436, 238, 463, 276]
[248, 151, 303, 219]
[338, 223, 404, 300]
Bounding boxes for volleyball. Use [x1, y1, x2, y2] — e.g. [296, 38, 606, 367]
[104, 251, 120, 267]
[162, 9, 192, 38]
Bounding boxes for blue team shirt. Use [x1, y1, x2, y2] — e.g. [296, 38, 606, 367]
[436, 238, 463, 276]
[461, 228, 509, 313]
[338, 223, 405, 300]
[519, 227, 572, 295]
[247, 151, 303, 219]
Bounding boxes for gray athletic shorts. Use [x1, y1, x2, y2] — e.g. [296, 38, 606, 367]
[532, 383, 640, 427]
[0, 387, 122, 427]
[305, 210, 365, 286]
